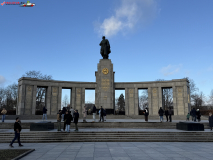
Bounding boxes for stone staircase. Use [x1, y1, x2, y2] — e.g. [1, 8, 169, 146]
[1, 131, 213, 142]
[2, 115, 208, 120]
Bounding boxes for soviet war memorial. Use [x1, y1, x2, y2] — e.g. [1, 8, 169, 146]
[1, 1, 213, 160]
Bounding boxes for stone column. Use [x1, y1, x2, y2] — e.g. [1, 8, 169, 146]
[71, 87, 76, 109]
[148, 87, 152, 115]
[46, 86, 51, 115]
[125, 88, 129, 115]
[151, 88, 158, 115]
[58, 86, 62, 111]
[177, 86, 184, 115]
[158, 87, 162, 109]
[172, 86, 177, 115]
[128, 88, 135, 115]
[70, 89, 72, 108]
[31, 85, 37, 115]
[17, 84, 26, 115]
[81, 88, 85, 115]
[76, 88, 82, 116]
[24, 85, 33, 115]
[134, 88, 139, 115]
[51, 87, 59, 115]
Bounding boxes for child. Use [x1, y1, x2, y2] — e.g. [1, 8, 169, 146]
[186, 113, 190, 121]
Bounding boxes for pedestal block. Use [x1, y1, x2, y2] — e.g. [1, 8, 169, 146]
[30, 121, 54, 131]
[176, 122, 204, 131]
[95, 59, 114, 110]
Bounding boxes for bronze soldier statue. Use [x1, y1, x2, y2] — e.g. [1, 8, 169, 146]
[99, 36, 111, 59]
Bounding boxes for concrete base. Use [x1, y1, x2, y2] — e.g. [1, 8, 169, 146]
[30, 121, 54, 131]
[176, 122, 204, 131]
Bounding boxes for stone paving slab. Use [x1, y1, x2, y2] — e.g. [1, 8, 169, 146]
[0, 142, 212, 160]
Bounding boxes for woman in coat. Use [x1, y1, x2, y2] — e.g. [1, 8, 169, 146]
[209, 112, 213, 130]
[83, 106, 87, 122]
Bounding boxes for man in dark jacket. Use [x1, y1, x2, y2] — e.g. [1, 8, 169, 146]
[196, 109, 201, 122]
[209, 112, 213, 130]
[168, 107, 172, 122]
[64, 111, 72, 132]
[192, 108, 197, 122]
[165, 108, 169, 122]
[144, 107, 149, 122]
[158, 107, 164, 122]
[92, 105, 97, 122]
[74, 110, 79, 131]
[9, 117, 23, 148]
[42, 106, 47, 121]
[99, 106, 104, 122]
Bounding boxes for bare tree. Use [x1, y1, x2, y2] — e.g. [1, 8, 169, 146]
[191, 92, 206, 109]
[22, 70, 53, 111]
[62, 95, 69, 108]
[139, 90, 148, 110]
[0, 87, 5, 108]
[207, 89, 213, 109]
[162, 88, 173, 109]
[156, 79, 173, 109]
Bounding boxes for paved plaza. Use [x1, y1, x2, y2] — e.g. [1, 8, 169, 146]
[1, 142, 213, 160]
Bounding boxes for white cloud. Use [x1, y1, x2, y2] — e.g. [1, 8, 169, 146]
[0, 75, 6, 85]
[95, 0, 158, 37]
[161, 64, 182, 76]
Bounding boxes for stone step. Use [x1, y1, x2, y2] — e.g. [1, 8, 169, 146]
[2, 115, 208, 120]
[1, 132, 213, 142]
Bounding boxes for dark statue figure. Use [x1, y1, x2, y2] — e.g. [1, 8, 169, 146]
[99, 36, 111, 59]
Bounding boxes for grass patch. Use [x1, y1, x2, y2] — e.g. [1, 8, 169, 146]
[0, 149, 31, 160]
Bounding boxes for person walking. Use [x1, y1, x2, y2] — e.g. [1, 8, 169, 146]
[144, 107, 149, 122]
[1, 108, 7, 122]
[92, 105, 96, 122]
[158, 107, 164, 122]
[165, 108, 169, 122]
[42, 106, 47, 121]
[168, 107, 172, 122]
[196, 109, 201, 122]
[64, 111, 72, 132]
[70, 107, 74, 118]
[9, 117, 23, 148]
[83, 106, 87, 122]
[103, 108, 106, 121]
[74, 110, 79, 131]
[192, 108, 196, 122]
[209, 112, 213, 131]
[57, 110, 62, 131]
[99, 106, 104, 122]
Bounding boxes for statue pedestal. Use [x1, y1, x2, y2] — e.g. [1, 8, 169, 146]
[95, 59, 114, 111]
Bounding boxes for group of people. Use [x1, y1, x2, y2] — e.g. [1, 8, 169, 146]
[158, 107, 173, 122]
[83, 105, 107, 122]
[187, 108, 201, 122]
[57, 107, 79, 132]
[143, 107, 173, 122]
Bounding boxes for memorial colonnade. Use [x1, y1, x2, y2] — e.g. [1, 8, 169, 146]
[17, 77, 190, 116]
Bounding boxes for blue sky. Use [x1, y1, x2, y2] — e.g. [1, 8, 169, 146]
[1, 0, 213, 104]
